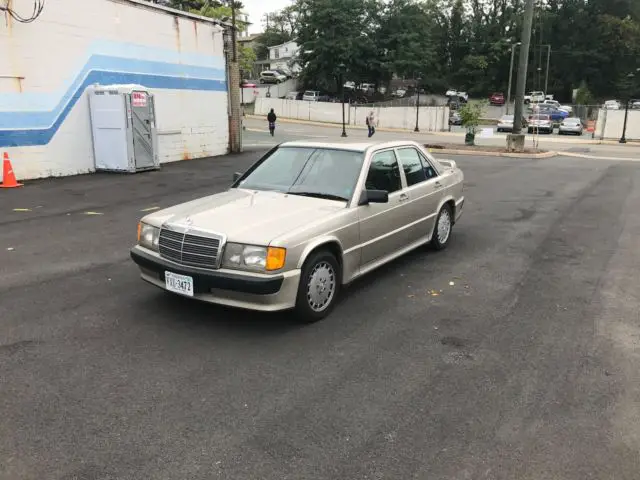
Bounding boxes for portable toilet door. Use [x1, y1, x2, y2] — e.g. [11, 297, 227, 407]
[127, 90, 159, 171]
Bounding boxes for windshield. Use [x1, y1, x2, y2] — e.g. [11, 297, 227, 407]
[236, 147, 364, 201]
[304, 91, 317, 96]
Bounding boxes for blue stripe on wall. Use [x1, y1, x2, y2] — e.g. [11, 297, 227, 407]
[0, 71, 226, 148]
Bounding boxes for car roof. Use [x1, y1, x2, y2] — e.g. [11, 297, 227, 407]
[278, 140, 426, 153]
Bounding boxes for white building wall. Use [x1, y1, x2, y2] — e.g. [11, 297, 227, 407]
[0, 0, 229, 181]
[597, 109, 640, 140]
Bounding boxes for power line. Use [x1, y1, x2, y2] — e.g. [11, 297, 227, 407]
[0, 0, 45, 23]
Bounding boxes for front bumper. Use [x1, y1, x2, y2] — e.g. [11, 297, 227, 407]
[130, 246, 301, 311]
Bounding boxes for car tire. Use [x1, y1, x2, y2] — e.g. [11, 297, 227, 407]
[294, 250, 341, 323]
[431, 203, 453, 251]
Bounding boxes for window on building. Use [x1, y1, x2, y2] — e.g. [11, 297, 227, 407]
[275, 49, 280, 59]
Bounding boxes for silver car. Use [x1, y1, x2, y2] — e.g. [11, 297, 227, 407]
[130, 140, 465, 322]
[558, 117, 583, 135]
[527, 114, 553, 134]
[496, 114, 514, 132]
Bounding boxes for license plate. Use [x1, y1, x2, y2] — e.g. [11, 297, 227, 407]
[165, 271, 194, 297]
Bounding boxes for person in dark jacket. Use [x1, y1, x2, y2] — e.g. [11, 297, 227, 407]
[267, 109, 277, 136]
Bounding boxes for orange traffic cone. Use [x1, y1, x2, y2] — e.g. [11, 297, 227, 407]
[0, 152, 23, 188]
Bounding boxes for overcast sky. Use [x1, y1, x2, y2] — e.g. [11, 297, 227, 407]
[242, 0, 291, 33]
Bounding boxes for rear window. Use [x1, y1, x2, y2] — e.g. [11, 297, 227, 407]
[262, 72, 274, 76]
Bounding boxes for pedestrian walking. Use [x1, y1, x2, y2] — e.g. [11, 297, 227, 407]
[366, 110, 377, 137]
[267, 108, 277, 137]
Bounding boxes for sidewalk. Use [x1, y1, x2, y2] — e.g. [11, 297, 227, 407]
[244, 114, 635, 147]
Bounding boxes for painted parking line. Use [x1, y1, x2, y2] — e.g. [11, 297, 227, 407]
[83, 211, 104, 216]
[12, 208, 32, 212]
[140, 206, 160, 212]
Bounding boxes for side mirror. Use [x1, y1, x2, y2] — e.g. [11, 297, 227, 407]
[233, 172, 242, 182]
[359, 189, 388, 205]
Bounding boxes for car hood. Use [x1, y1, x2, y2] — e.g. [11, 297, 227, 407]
[144, 188, 346, 245]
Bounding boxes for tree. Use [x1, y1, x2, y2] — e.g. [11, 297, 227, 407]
[294, 0, 381, 92]
[239, 45, 257, 77]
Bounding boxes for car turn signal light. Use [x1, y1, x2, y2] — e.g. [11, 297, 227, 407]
[266, 247, 286, 271]
[137, 223, 141, 242]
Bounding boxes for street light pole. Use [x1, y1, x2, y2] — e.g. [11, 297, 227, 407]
[414, 76, 422, 132]
[339, 63, 347, 137]
[506, 42, 520, 115]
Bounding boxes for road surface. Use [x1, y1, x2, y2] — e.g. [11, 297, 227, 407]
[1, 150, 639, 479]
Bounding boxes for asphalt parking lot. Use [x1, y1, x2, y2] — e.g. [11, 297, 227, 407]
[2, 150, 640, 479]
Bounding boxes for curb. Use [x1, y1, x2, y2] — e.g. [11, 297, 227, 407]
[431, 149, 557, 159]
[245, 115, 640, 147]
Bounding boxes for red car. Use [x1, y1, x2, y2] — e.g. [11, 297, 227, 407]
[490, 92, 505, 105]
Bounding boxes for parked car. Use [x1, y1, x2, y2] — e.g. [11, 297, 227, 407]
[527, 114, 553, 134]
[524, 90, 546, 104]
[302, 90, 320, 101]
[259, 70, 287, 84]
[343, 81, 356, 91]
[558, 117, 584, 135]
[446, 89, 469, 101]
[285, 91, 303, 100]
[496, 114, 528, 132]
[392, 89, 407, 98]
[497, 114, 514, 132]
[130, 140, 465, 322]
[603, 100, 621, 110]
[631, 99, 640, 109]
[449, 112, 462, 126]
[542, 99, 572, 114]
[240, 79, 256, 88]
[274, 69, 292, 80]
[532, 104, 569, 123]
[490, 92, 505, 105]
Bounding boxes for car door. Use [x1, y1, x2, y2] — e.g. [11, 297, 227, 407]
[358, 149, 410, 267]
[395, 147, 443, 245]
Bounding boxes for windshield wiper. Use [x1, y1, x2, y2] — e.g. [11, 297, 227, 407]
[288, 191, 349, 202]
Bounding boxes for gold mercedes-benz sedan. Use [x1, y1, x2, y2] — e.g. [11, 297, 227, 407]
[130, 140, 465, 322]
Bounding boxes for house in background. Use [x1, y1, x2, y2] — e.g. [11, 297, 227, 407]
[268, 40, 301, 76]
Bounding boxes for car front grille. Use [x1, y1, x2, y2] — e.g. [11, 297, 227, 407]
[158, 228, 222, 269]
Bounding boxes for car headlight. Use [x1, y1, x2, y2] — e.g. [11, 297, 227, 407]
[137, 222, 160, 251]
[222, 243, 286, 272]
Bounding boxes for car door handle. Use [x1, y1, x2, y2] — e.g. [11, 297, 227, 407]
[399, 193, 409, 202]
[434, 181, 443, 189]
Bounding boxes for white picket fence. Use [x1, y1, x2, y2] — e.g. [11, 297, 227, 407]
[254, 98, 450, 132]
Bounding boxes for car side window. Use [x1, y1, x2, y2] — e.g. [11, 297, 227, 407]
[418, 152, 439, 179]
[365, 150, 402, 194]
[396, 148, 427, 187]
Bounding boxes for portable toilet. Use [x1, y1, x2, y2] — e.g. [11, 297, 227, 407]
[87, 84, 160, 173]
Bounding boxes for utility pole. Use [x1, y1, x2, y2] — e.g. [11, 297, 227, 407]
[544, 45, 551, 96]
[226, 0, 241, 153]
[511, 0, 535, 141]
[506, 42, 520, 115]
